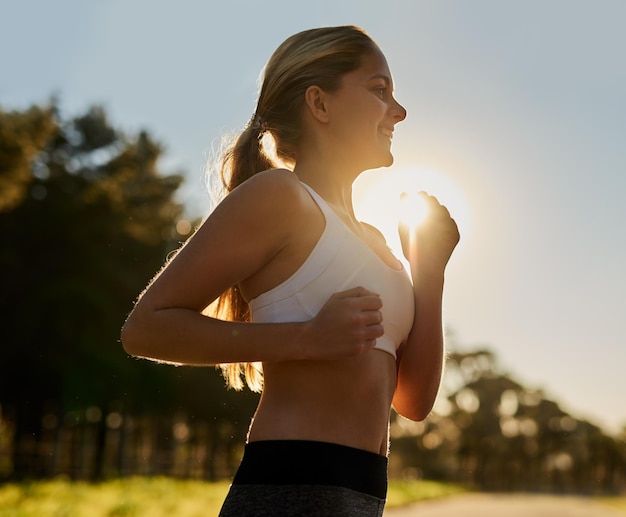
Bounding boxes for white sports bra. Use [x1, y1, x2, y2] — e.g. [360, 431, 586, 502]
[249, 182, 415, 359]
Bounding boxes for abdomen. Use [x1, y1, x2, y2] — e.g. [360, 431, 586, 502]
[248, 349, 397, 455]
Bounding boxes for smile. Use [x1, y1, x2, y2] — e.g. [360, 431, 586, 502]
[380, 128, 393, 139]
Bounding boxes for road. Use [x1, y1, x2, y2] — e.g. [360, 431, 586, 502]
[385, 493, 624, 517]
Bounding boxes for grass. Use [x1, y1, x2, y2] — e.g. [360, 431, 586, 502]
[0, 477, 464, 516]
[598, 497, 626, 515]
[0, 477, 231, 517]
[386, 479, 467, 507]
[2, 478, 625, 515]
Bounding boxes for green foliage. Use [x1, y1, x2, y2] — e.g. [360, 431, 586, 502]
[0, 478, 467, 515]
[0, 105, 58, 212]
[389, 348, 626, 492]
[0, 101, 259, 480]
[0, 103, 234, 425]
[386, 479, 467, 508]
[1, 478, 625, 516]
[0, 477, 232, 517]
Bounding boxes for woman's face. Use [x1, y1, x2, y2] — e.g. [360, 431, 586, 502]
[326, 48, 407, 172]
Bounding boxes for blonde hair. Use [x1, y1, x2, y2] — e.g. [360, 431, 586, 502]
[212, 26, 378, 391]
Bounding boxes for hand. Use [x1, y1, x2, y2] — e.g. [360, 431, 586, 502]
[398, 192, 460, 276]
[300, 287, 384, 360]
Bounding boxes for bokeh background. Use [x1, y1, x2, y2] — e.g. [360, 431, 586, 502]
[1, 0, 624, 489]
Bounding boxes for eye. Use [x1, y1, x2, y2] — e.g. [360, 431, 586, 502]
[372, 85, 387, 98]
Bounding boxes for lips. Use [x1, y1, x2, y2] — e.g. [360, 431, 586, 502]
[380, 128, 393, 139]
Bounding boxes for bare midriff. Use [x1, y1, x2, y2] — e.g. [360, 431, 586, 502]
[247, 348, 397, 456]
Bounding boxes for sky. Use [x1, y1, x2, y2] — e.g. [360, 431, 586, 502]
[2, 0, 625, 434]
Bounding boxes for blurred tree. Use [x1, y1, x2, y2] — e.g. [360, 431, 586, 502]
[0, 103, 183, 416]
[389, 347, 626, 493]
[0, 104, 259, 476]
[0, 105, 57, 211]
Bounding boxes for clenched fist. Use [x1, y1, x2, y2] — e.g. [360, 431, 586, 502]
[300, 287, 384, 360]
[399, 192, 460, 276]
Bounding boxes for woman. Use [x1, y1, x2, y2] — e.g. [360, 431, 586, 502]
[121, 25, 459, 516]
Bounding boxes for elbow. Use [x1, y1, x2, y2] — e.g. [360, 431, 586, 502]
[120, 314, 145, 358]
[407, 407, 433, 422]
[393, 387, 438, 422]
[395, 403, 433, 422]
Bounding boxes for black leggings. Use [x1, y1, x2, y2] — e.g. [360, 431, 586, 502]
[219, 440, 388, 517]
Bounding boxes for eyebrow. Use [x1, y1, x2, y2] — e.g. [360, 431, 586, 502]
[369, 74, 392, 85]
[368, 74, 394, 91]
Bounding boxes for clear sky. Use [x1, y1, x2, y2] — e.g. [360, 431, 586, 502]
[2, 0, 624, 433]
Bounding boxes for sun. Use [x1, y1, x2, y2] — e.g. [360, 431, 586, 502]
[353, 167, 470, 261]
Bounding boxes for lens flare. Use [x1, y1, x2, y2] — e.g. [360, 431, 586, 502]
[354, 166, 469, 262]
[400, 191, 429, 229]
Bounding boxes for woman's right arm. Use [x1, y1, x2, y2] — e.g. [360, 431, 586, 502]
[121, 170, 383, 365]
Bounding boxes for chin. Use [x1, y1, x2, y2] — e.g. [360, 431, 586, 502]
[378, 152, 394, 168]
[359, 151, 394, 172]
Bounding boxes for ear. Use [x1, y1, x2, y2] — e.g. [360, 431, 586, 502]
[304, 85, 330, 124]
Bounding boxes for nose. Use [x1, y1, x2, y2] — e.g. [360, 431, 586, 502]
[391, 97, 407, 123]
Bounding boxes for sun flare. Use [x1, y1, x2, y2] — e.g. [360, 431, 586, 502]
[354, 167, 469, 262]
[399, 191, 430, 229]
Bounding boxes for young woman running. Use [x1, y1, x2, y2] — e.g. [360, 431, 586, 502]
[122, 25, 460, 517]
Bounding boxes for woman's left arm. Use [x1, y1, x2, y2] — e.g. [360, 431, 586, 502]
[393, 193, 460, 421]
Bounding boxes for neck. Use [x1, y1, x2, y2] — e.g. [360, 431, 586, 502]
[293, 149, 361, 209]
[295, 167, 356, 219]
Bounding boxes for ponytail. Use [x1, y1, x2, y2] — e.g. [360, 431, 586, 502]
[211, 117, 279, 392]
[221, 117, 275, 192]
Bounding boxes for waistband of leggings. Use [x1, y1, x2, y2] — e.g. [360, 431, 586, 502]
[232, 439, 388, 499]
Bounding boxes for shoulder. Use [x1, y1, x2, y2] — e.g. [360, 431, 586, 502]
[234, 168, 301, 195]
[184, 169, 312, 287]
[224, 168, 308, 213]
[207, 168, 314, 241]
